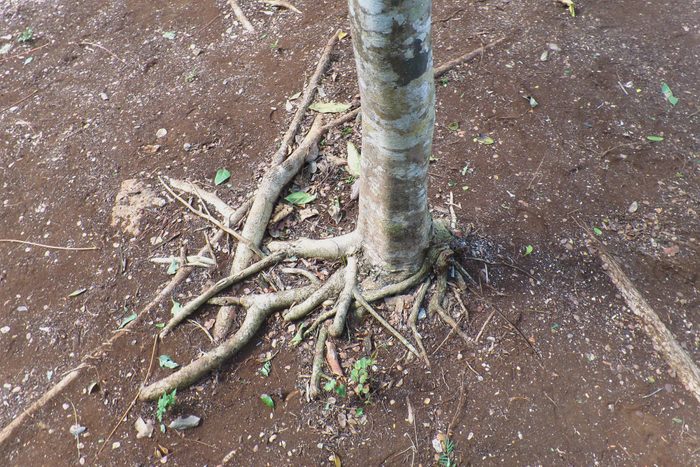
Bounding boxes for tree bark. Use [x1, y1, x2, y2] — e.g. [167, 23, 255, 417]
[349, 0, 435, 274]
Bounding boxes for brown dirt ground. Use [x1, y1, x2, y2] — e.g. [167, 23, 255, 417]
[1, 0, 699, 465]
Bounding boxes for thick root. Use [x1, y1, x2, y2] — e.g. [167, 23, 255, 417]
[139, 285, 315, 401]
[283, 267, 345, 321]
[161, 251, 286, 337]
[409, 281, 431, 366]
[308, 325, 328, 400]
[268, 231, 360, 259]
[329, 256, 358, 337]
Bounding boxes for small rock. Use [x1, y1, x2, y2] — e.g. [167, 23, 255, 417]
[134, 417, 154, 439]
[112, 441, 120, 450]
[99, 92, 109, 101]
[0, 326, 9, 334]
[183, 143, 192, 151]
[628, 201, 639, 213]
[168, 415, 201, 431]
[548, 43, 561, 51]
[70, 424, 86, 437]
[156, 128, 168, 139]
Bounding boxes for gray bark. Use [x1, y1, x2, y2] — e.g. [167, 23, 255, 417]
[349, 0, 435, 273]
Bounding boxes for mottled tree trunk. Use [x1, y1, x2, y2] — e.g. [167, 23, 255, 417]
[349, 0, 435, 274]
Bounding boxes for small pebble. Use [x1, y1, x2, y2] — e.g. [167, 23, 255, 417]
[156, 128, 168, 139]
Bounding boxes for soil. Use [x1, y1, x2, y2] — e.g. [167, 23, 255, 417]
[1, 0, 699, 465]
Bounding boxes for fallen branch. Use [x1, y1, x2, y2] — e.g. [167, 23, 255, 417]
[433, 37, 506, 77]
[353, 288, 420, 358]
[227, 0, 255, 32]
[0, 239, 98, 251]
[262, 0, 301, 15]
[598, 247, 700, 403]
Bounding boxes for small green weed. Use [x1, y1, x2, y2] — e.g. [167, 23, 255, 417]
[350, 357, 374, 397]
[156, 389, 176, 431]
[18, 27, 33, 43]
[439, 436, 456, 467]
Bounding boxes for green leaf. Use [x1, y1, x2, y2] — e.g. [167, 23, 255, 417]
[155, 323, 166, 329]
[162, 31, 176, 40]
[285, 191, 316, 206]
[18, 27, 33, 43]
[323, 380, 337, 392]
[170, 299, 183, 316]
[661, 82, 679, 106]
[309, 102, 351, 114]
[259, 360, 271, 377]
[523, 245, 534, 256]
[474, 134, 495, 145]
[346, 142, 361, 177]
[646, 135, 664, 142]
[260, 394, 275, 409]
[68, 288, 87, 297]
[156, 389, 177, 422]
[335, 384, 347, 398]
[159, 355, 179, 369]
[118, 312, 137, 329]
[166, 258, 179, 275]
[672, 417, 683, 424]
[447, 122, 460, 132]
[593, 227, 603, 236]
[214, 168, 231, 185]
[290, 324, 306, 346]
[355, 407, 364, 417]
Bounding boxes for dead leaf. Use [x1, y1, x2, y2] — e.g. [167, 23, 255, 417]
[298, 208, 318, 221]
[141, 144, 161, 154]
[271, 204, 294, 224]
[325, 340, 344, 377]
[663, 244, 680, 257]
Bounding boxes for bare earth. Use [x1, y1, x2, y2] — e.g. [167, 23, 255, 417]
[1, 0, 699, 465]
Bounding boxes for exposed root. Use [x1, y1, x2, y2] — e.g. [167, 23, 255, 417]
[283, 266, 345, 321]
[304, 309, 336, 339]
[353, 288, 420, 359]
[268, 231, 360, 259]
[433, 37, 507, 77]
[329, 256, 358, 337]
[161, 251, 286, 337]
[281, 267, 321, 286]
[408, 281, 431, 366]
[430, 253, 472, 346]
[308, 326, 328, 399]
[140, 285, 316, 400]
[216, 116, 325, 336]
[226, 0, 254, 32]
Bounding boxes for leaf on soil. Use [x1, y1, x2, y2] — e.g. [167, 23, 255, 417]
[18, 27, 33, 43]
[166, 258, 179, 275]
[285, 191, 316, 206]
[68, 288, 87, 297]
[289, 91, 301, 100]
[0, 43, 12, 55]
[474, 134, 495, 145]
[523, 245, 534, 256]
[168, 415, 201, 431]
[214, 168, 231, 185]
[259, 360, 271, 377]
[118, 312, 137, 329]
[260, 394, 275, 408]
[159, 355, 179, 369]
[525, 95, 539, 108]
[646, 135, 664, 142]
[558, 0, 575, 16]
[134, 417, 154, 439]
[162, 31, 176, 40]
[593, 227, 602, 236]
[337, 31, 348, 40]
[298, 207, 319, 221]
[346, 142, 361, 177]
[447, 122, 460, 132]
[271, 204, 294, 223]
[332, 453, 342, 467]
[69, 424, 86, 437]
[661, 82, 679, 106]
[171, 299, 183, 315]
[309, 102, 351, 113]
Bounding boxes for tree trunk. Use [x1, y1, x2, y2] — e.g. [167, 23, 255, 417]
[349, 0, 435, 274]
